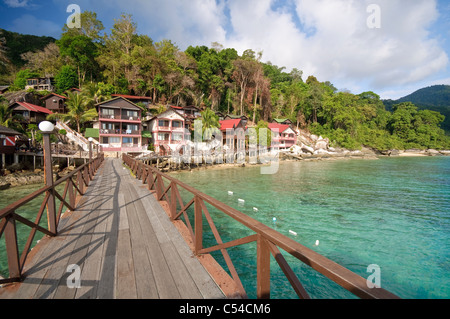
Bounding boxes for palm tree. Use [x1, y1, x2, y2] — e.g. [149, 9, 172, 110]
[47, 91, 98, 133]
[81, 82, 111, 107]
[0, 101, 24, 133]
[199, 108, 220, 141]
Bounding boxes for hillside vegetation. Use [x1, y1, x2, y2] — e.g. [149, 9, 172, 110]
[1, 11, 449, 151]
[383, 85, 450, 133]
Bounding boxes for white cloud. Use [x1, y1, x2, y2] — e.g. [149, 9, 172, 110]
[41, 0, 448, 97]
[3, 0, 29, 8]
[217, 0, 448, 94]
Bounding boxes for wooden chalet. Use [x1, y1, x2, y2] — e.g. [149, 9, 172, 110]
[94, 97, 145, 153]
[9, 101, 53, 127]
[40, 93, 68, 114]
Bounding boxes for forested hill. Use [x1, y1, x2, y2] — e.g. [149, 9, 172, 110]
[0, 28, 56, 70]
[383, 85, 450, 132]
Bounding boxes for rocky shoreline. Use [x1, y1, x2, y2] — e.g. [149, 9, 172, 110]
[0, 163, 74, 190]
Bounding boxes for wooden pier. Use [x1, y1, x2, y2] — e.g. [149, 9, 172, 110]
[0, 158, 226, 299]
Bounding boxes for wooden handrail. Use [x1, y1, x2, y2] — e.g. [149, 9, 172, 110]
[123, 154, 400, 299]
[0, 153, 105, 284]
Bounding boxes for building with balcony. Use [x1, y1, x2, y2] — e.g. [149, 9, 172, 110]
[94, 97, 145, 153]
[25, 78, 54, 92]
[268, 123, 297, 150]
[145, 108, 190, 156]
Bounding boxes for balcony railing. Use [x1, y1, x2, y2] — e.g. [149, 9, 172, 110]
[99, 129, 140, 135]
[99, 115, 140, 121]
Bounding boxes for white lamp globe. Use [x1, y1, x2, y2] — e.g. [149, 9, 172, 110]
[88, 137, 93, 142]
[39, 121, 55, 133]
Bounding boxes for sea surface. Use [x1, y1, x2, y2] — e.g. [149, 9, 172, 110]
[170, 156, 450, 299]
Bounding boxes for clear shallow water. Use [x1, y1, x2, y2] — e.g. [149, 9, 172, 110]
[0, 183, 65, 278]
[171, 157, 450, 299]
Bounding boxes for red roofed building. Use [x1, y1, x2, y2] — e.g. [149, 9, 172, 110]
[9, 101, 53, 126]
[220, 118, 246, 151]
[268, 123, 297, 149]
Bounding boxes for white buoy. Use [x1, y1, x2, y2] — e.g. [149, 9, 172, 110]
[289, 230, 297, 236]
[253, 207, 258, 212]
[238, 199, 245, 203]
[272, 217, 277, 222]
[315, 240, 320, 246]
[228, 191, 233, 196]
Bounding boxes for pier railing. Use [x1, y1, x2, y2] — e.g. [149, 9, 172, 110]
[0, 154, 104, 284]
[123, 154, 400, 299]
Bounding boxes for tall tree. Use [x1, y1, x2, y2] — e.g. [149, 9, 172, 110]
[62, 11, 105, 42]
[57, 34, 99, 87]
[110, 13, 137, 86]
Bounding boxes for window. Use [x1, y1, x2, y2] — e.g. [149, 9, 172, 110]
[123, 124, 139, 132]
[172, 133, 183, 141]
[102, 108, 114, 115]
[122, 137, 133, 144]
[123, 110, 138, 118]
[109, 137, 120, 144]
[172, 121, 182, 128]
[158, 133, 169, 141]
[102, 137, 120, 144]
[102, 123, 115, 130]
[158, 120, 169, 127]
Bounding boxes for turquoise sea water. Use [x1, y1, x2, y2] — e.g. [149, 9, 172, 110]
[171, 157, 450, 299]
[0, 183, 65, 278]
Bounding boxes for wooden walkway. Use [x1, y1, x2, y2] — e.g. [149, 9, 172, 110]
[0, 158, 225, 299]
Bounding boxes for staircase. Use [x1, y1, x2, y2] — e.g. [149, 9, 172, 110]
[55, 120, 99, 152]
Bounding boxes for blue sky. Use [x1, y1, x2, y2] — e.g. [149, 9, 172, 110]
[1, 0, 449, 100]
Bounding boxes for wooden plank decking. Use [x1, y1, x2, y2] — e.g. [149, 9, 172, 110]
[0, 158, 226, 299]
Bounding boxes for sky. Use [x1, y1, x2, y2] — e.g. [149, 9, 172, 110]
[1, 0, 449, 100]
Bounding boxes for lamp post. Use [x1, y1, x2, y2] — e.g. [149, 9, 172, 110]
[39, 121, 57, 235]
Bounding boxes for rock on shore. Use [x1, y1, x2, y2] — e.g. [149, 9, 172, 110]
[0, 171, 45, 189]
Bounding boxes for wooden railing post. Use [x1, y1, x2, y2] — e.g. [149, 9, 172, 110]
[257, 234, 271, 299]
[42, 130, 57, 235]
[170, 183, 177, 220]
[194, 196, 203, 255]
[4, 214, 21, 280]
[68, 178, 76, 208]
